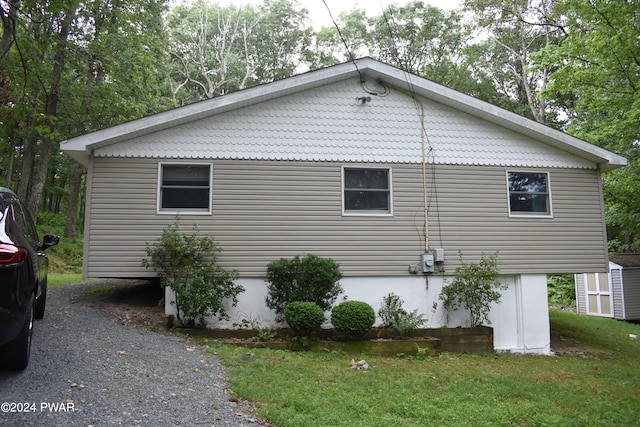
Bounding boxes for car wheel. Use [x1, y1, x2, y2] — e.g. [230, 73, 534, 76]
[34, 281, 47, 320]
[0, 303, 33, 370]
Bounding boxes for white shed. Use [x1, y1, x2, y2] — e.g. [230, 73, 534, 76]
[575, 254, 640, 321]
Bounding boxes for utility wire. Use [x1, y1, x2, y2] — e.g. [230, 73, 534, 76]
[380, 2, 444, 251]
[320, 0, 388, 96]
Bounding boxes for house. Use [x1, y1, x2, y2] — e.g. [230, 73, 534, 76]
[61, 58, 626, 354]
[575, 254, 640, 321]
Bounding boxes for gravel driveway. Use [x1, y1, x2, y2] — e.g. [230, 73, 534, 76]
[0, 281, 260, 426]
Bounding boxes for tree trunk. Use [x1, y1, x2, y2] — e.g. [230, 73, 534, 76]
[64, 162, 85, 238]
[16, 133, 35, 201]
[0, 0, 20, 59]
[27, 12, 72, 220]
[4, 135, 14, 187]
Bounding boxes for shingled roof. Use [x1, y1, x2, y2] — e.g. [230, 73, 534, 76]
[609, 254, 640, 268]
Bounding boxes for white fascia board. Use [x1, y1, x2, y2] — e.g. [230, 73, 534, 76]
[356, 58, 627, 172]
[610, 261, 623, 270]
[60, 62, 361, 165]
[61, 57, 627, 172]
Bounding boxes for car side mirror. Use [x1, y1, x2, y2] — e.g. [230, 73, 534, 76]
[42, 235, 60, 250]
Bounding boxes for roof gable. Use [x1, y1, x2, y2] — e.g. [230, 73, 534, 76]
[61, 58, 626, 171]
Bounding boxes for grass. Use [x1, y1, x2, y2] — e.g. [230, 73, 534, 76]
[196, 310, 640, 427]
[48, 272, 85, 288]
[34, 216, 638, 424]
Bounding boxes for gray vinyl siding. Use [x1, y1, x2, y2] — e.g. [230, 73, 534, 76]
[611, 268, 624, 320]
[575, 274, 586, 314]
[426, 165, 607, 274]
[84, 158, 608, 278]
[622, 269, 640, 320]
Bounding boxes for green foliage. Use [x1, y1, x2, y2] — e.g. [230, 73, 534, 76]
[166, 0, 312, 104]
[142, 221, 244, 328]
[547, 274, 576, 307]
[36, 213, 82, 274]
[533, 0, 640, 246]
[283, 301, 325, 340]
[330, 300, 376, 340]
[391, 309, 427, 338]
[378, 292, 405, 328]
[265, 254, 343, 321]
[2, 0, 171, 221]
[377, 292, 427, 337]
[439, 252, 506, 327]
[233, 313, 278, 341]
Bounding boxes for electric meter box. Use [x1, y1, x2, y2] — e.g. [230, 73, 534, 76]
[421, 253, 435, 273]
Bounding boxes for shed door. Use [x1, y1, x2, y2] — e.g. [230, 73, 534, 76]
[585, 272, 613, 317]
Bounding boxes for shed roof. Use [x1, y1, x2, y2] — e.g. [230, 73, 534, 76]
[61, 58, 627, 171]
[610, 254, 640, 268]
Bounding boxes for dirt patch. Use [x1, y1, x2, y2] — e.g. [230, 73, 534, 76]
[75, 279, 169, 330]
[550, 332, 590, 356]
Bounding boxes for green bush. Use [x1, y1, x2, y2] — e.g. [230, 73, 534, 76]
[378, 293, 427, 337]
[142, 221, 244, 328]
[331, 300, 376, 340]
[392, 309, 427, 338]
[378, 293, 405, 328]
[266, 254, 343, 321]
[283, 301, 325, 337]
[439, 252, 506, 328]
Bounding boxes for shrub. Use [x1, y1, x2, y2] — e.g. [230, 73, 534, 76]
[378, 293, 405, 328]
[392, 309, 427, 338]
[142, 221, 244, 328]
[439, 252, 506, 328]
[283, 301, 325, 338]
[378, 293, 427, 337]
[331, 301, 376, 340]
[266, 254, 343, 321]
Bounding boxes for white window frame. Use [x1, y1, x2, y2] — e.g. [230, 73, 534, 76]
[506, 170, 553, 218]
[157, 163, 213, 215]
[342, 166, 393, 216]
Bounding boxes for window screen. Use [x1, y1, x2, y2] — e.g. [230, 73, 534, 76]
[159, 164, 211, 212]
[343, 167, 391, 214]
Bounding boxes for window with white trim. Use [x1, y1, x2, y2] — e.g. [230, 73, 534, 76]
[342, 167, 392, 215]
[158, 164, 212, 213]
[507, 171, 552, 216]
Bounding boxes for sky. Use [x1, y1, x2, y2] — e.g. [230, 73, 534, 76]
[227, 0, 463, 29]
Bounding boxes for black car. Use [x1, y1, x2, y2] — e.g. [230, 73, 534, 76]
[0, 188, 59, 370]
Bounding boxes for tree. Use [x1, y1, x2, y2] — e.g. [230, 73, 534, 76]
[167, 1, 256, 104]
[0, 0, 170, 232]
[534, 0, 640, 250]
[167, 0, 313, 105]
[308, 1, 514, 108]
[248, 0, 313, 83]
[370, 1, 468, 84]
[307, 9, 371, 70]
[462, 0, 564, 124]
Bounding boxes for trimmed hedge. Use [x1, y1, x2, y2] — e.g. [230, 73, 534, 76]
[331, 300, 376, 340]
[284, 301, 325, 336]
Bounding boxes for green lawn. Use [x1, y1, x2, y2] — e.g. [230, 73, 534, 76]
[199, 310, 640, 427]
[47, 272, 84, 288]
